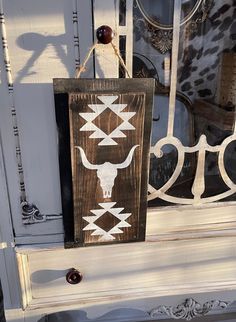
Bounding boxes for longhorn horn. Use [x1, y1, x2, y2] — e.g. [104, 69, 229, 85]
[115, 145, 139, 169]
[75, 146, 99, 170]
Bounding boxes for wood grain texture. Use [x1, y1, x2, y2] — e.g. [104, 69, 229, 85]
[70, 92, 144, 244]
[18, 236, 236, 309]
[193, 100, 235, 132]
[54, 78, 154, 247]
[217, 53, 236, 107]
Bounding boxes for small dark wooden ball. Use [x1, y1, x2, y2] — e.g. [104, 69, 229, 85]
[96, 25, 114, 44]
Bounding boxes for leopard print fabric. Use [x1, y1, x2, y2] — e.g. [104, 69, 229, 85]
[178, 0, 236, 101]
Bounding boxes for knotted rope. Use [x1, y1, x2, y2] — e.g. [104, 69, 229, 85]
[75, 41, 131, 78]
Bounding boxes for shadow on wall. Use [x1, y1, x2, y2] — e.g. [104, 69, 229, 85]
[37, 309, 236, 322]
[15, 32, 70, 83]
[31, 269, 67, 284]
[15, 31, 98, 82]
[37, 308, 150, 322]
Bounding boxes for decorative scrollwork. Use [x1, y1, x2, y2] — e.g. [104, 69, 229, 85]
[148, 134, 236, 205]
[186, 0, 214, 33]
[21, 202, 46, 224]
[150, 298, 231, 321]
[146, 26, 173, 54]
[136, 0, 203, 30]
[134, 0, 213, 54]
[21, 202, 62, 225]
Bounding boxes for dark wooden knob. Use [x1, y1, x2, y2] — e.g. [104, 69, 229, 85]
[96, 25, 114, 44]
[66, 268, 83, 285]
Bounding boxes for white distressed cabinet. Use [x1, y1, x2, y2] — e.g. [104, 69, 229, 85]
[1, 1, 236, 321]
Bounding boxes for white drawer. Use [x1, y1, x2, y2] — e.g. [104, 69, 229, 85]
[17, 236, 236, 310]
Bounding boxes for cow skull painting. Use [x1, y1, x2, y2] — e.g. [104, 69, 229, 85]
[54, 79, 154, 246]
[76, 145, 139, 198]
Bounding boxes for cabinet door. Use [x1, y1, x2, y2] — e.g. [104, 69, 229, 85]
[0, 0, 94, 243]
[93, 0, 236, 237]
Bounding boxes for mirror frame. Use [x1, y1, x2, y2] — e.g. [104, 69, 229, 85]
[136, 0, 204, 30]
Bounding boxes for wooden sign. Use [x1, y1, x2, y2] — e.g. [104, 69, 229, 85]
[53, 79, 154, 247]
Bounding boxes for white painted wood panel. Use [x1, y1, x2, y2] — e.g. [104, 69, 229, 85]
[93, 0, 133, 78]
[9, 203, 236, 247]
[17, 236, 236, 309]
[13, 202, 236, 245]
[77, 0, 93, 78]
[4, 0, 75, 82]
[93, 0, 119, 78]
[0, 26, 22, 309]
[147, 203, 236, 241]
[5, 309, 25, 322]
[2, 0, 81, 236]
[0, 137, 21, 308]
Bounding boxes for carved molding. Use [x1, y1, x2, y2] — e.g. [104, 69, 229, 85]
[21, 202, 62, 225]
[147, 26, 173, 54]
[135, 0, 213, 54]
[21, 202, 46, 224]
[150, 298, 231, 321]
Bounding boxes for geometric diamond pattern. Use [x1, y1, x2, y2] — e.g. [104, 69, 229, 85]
[92, 108, 124, 135]
[83, 202, 132, 242]
[79, 95, 136, 146]
[94, 211, 120, 232]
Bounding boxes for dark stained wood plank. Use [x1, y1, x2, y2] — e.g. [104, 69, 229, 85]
[69, 93, 144, 244]
[54, 93, 74, 245]
[193, 99, 235, 131]
[54, 78, 154, 247]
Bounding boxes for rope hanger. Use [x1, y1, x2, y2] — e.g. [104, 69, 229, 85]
[75, 3, 181, 132]
[75, 40, 131, 79]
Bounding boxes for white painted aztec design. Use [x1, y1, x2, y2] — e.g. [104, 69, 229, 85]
[83, 202, 132, 242]
[76, 145, 139, 198]
[79, 95, 136, 146]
